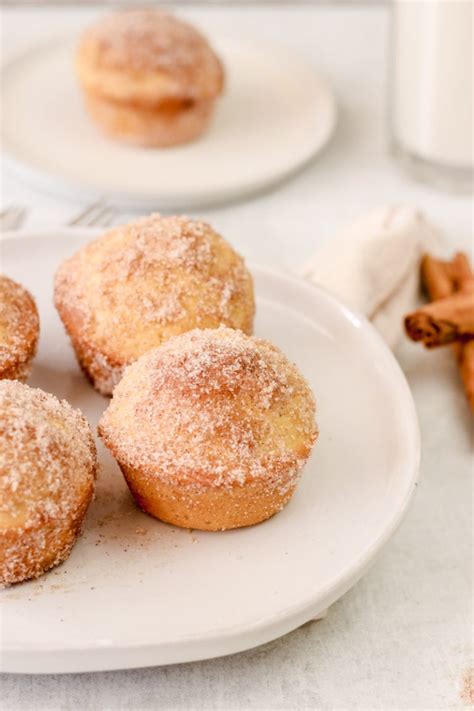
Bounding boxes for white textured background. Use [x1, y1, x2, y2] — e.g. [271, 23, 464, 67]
[0, 4, 472, 710]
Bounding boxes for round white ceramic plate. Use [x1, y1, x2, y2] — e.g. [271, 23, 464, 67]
[0, 35, 336, 210]
[0, 231, 419, 675]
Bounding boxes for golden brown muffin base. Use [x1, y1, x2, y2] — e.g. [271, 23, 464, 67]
[63, 327, 125, 397]
[119, 461, 297, 531]
[82, 90, 215, 147]
[0, 478, 95, 587]
[53, 282, 125, 396]
[0, 355, 34, 384]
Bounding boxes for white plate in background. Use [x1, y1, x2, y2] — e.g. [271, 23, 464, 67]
[0, 36, 336, 210]
[0, 231, 418, 674]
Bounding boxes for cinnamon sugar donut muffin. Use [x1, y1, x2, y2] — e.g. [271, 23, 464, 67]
[76, 10, 224, 147]
[54, 214, 255, 396]
[99, 327, 318, 531]
[0, 275, 39, 382]
[0, 381, 97, 586]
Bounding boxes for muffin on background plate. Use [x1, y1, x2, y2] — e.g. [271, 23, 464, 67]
[54, 214, 255, 395]
[76, 9, 225, 147]
[99, 326, 318, 531]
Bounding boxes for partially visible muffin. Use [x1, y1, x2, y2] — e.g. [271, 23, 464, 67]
[76, 10, 224, 147]
[0, 381, 97, 586]
[0, 275, 39, 382]
[54, 214, 255, 395]
[99, 327, 318, 531]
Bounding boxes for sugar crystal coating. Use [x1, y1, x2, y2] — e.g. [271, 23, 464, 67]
[78, 10, 224, 101]
[54, 214, 255, 394]
[0, 275, 39, 380]
[99, 327, 318, 493]
[0, 381, 97, 586]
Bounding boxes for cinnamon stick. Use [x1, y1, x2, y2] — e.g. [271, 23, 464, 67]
[405, 291, 474, 347]
[421, 254, 453, 300]
[415, 251, 474, 413]
[422, 252, 474, 299]
[447, 252, 474, 292]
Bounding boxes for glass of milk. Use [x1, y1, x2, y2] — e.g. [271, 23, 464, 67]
[391, 0, 473, 193]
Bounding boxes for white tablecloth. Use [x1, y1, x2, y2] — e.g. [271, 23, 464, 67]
[1, 5, 472, 710]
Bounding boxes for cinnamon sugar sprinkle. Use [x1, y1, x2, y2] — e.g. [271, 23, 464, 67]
[460, 668, 474, 706]
[99, 327, 318, 493]
[54, 214, 254, 369]
[81, 10, 224, 98]
[0, 275, 39, 376]
[0, 381, 97, 587]
[99, 214, 214, 282]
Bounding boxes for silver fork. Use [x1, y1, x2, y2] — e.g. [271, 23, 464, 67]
[0, 205, 27, 231]
[68, 201, 117, 228]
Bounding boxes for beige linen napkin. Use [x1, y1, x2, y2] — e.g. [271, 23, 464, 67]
[301, 206, 442, 349]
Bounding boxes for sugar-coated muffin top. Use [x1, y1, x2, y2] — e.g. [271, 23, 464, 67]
[99, 326, 318, 491]
[77, 10, 224, 102]
[54, 215, 255, 373]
